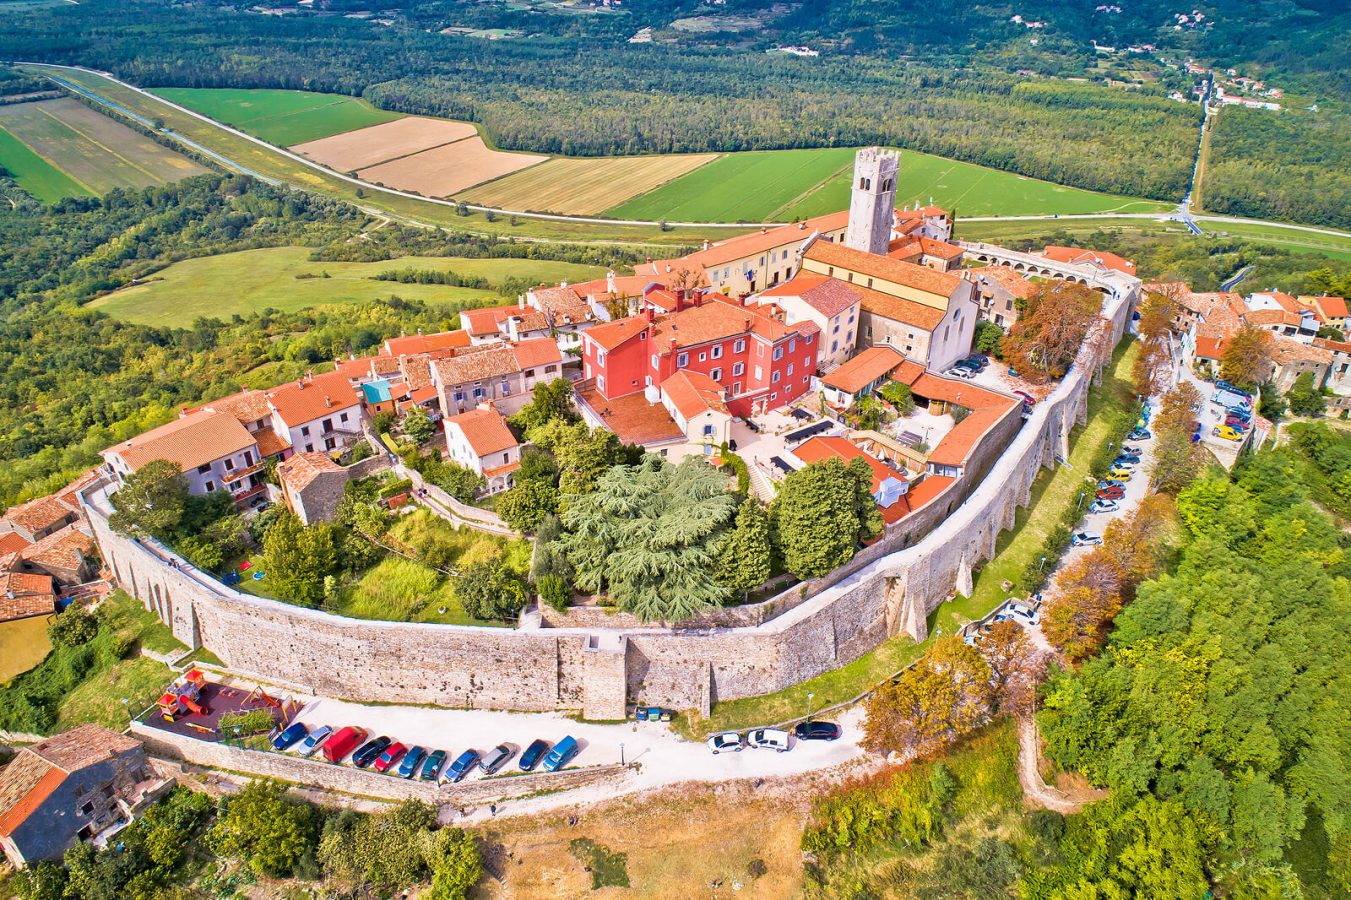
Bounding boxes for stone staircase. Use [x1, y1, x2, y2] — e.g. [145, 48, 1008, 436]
[746, 459, 776, 502]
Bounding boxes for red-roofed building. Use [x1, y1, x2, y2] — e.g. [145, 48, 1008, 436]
[962, 266, 1034, 327]
[383, 329, 472, 357]
[444, 407, 521, 493]
[820, 346, 907, 407]
[791, 436, 911, 524]
[102, 410, 267, 506]
[658, 370, 732, 446]
[1042, 245, 1137, 276]
[431, 338, 564, 417]
[581, 292, 819, 417]
[265, 371, 364, 456]
[1301, 295, 1349, 331]
[459, 303, 552, 346]
[757, 273, 862, 369]
[276, 452, 349, 525]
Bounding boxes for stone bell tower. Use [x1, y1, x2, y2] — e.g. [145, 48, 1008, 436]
[844, 147, 900, 256]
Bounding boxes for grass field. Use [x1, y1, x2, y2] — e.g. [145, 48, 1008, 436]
[0, 614, 53, 683]
[0, 122, 91, 201]
[89, 247, 604, 326]
[153, 87, 403, 147]
[0, 97, 208, 196]
[607, 148, 857, 222]
[459, 153, 719, 215]
[682, 340, 1140, 739]
[356, 136, 547, 198]
[292, 116, 477, 170]
[610, 146, 1172, 222]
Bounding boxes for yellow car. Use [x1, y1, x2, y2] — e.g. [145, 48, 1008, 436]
[1107, 467, 1133, 481]
[1212, 425, 1243, 441]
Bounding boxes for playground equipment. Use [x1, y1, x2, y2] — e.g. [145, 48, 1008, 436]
[242, 684, 301, 727]
[157, 669, 209, 722]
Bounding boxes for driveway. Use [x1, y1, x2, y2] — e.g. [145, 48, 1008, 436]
[284, 696, 867, 820]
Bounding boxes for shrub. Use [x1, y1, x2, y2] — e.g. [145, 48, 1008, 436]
[379, 478, 414, 499]
[538, 573, 570, 613]
[218, 708, 277, 738]
[48, 604, 97, 649]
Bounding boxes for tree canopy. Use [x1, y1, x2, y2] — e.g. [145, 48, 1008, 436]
[771, 458, 881, 579]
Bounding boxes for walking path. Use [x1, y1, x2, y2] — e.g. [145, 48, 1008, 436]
[1016, 716, 1107, 814]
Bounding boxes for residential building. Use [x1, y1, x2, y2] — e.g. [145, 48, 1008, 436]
[276, 452, 350, 525]
[524, 283, 601, 351]
[800, 239, 977, 373]
[790, 435, 910, 525]
[264, 370, 364, 455]
[459, 303, 552, 346]
[580, 292, 820, 417]
[1315, 336, 1351, 393]
[0, 568, 56, 624]
[1246, 291, 1319, 343]
[658, 369, 732, 447]
[886, 234, 964, 272]
[1042, 245, 1137, 277]
[1299, 295, 1349, 332]
[962, 266, 1033, 327]
[0, 726, 170, 868]
[757, 274, 862, 370]
[101, 410, 266, 506]
[382, 329, 472, 357]
[443, 407, 521, 494]
[431, 338, 564, 417]
[820, 346, 907, 408]
[17, 528, 97, 585]
[570, 271, 664, 319]
[1270, 338, 1333, 393]
[0, 495, 79, 545]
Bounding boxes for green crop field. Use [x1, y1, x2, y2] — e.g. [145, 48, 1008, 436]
[0, 122, 92, 200]
[607, 148, 858, 222]
[608, 146, 1171, 222]
[88, 246, 605, 326]
[153, 87, 404, 147]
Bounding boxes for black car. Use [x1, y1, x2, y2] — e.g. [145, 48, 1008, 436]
[793, 721, 842, 742]
[352, 736, 392, 768]
[519, 739, 550, 772]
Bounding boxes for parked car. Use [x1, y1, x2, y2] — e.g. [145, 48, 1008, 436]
[1009, 603, 1039, 626]
[1097, 486, 1125, 501]
[421, 749, 447, 781]
[634, 706, 673, 722]
[794, 721, 842, 742]
[271, 722, 308, 752]
[300, 725, 333, 758]
[1224, 416, 1249, 430]
[1129, 429, 1151, 441]
[1090, 500, 1120, 514]
[543, 736, 580, 772]
[1098, 479, 1124, 490]
[479, 744, 514, 775]
[1120, 443, 1142, 455]
[398, 746, 428, 779]
[745, 728, 792, 752]
[370, 740, 405, 772]
[351, 735, 391, 768]
[519, 739, 551, 771]
[1216, 380, 1251, 398]
[1013, 390, 1036, 406]
[1213, 424, 1244, 441]
[1071, 532, 1103, 546]
[956, 354, 988, 371]
[706, 732, 745, 754]
[1107, 467, 1133, 481]
[321, 726, 368, 765]
[446, 749, 480, 783]
[1115, 452, 1141, 464]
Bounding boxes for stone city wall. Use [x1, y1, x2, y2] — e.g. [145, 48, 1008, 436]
[130, 721, 627, 804]
[84, 274, 1134, 716]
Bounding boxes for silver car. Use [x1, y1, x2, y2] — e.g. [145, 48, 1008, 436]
[299, 725, 333, 757]
[745, 728, 792, 752]
[706, 732, 744, 754]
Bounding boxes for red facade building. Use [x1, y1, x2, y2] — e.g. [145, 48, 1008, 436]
[581, 291, 819, 417]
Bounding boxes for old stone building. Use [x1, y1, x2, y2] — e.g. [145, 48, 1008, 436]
[276, 452, 350, 525]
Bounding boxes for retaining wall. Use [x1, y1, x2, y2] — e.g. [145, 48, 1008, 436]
[83, 273, 1135, 717]
[130, 721, 627, 803]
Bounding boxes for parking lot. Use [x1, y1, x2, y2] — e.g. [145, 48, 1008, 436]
[276, 696, 866, 812]
[1180, 367, 1246, 467]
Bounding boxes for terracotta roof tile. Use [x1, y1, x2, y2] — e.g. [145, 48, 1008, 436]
[585, 316, 650, 352]
[659, 211, 848, 272]
[276, 452, 344, 493]
[804, 240, 963, 298]
[793, 436, 911, 524]
[1042, 245, 1136, 275]
[384, 330, 471, 356]
[572, 274, 661, 299]
[759, 273, 861, 318]
[511, 337, 563, 371]
[576, 385, 684, 446]
[822, 347, 906, 394]
[446, 408, 518, 458]
[266, 371, 361, 428]
[108, 410, 256, 472]
[0, 533, 32, 555]
[854, 284, 947, 330]
[21, 528, 95, 576]
[661, 370, 729, 420]
[2, 496, 76, 535]
[191, 389, 272, 424]
[530, 285, 594, 325]
[253, 427, 290, 458]
[0, 570, 55, 622]
[966, 265, 1035, 298]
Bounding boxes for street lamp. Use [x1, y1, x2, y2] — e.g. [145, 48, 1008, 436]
[806, 691, 814, 723]
[1038, 554, 1047, 573]
[620, 742, 625, 766]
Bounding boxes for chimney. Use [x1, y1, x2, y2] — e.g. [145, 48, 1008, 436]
[675, 288, 686, 312]
[645, 306, 654, 323]
[668, 337, 677, 353]
[744, 316, 752, 332]
[325, 396, 333, 408]
[518, 293, 526, 310]
[306, 369, 314, 382]
[760, 228, 767, 235]
[799, 221, 806, 229]
[561, 280, 568, 289]
[665, 264, 671, 273]
[606, 269, 616, 293]
[297, 379, 305, 390]
[702, 240, 711, 251]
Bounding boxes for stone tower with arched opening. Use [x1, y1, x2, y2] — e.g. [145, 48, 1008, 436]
[845, 147, 900, 256]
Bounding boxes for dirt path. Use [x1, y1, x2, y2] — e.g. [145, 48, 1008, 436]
[1016, 716, 1106, 813]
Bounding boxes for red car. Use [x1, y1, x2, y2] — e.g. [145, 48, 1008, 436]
[1097, 486, 1125, 501]
[1013, 390, 1035, 406]
[373, 741, 408, 773]
[321, 726, 368, 764]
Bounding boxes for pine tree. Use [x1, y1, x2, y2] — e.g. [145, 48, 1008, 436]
[716, 498, 771, 599]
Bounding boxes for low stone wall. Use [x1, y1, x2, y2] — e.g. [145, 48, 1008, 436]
[82, 269, 1136, 716]
[130, 721, 628, 804]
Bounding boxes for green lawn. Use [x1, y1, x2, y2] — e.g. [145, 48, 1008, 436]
[683, 340, 1141, 739]
[0, 122, 93, 201]
[100, 590, 188, 656]
[56, 655, 174, 731]
[88, 246, 605, 326]
[608, 146, 1171, 223]
[153, 87, 404, 147]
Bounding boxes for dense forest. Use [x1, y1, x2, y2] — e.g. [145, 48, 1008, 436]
[1204, 105, 1351, 229]
[0, 173, 635, 508]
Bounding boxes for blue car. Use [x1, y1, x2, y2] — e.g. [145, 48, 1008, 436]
[271, 722, 307, 751]
[519, 739, 551, 772]
[446, 749, 479, 783]
[398, 746, 428, 779]
[421, 749, 447, 781]
[543, 736, 579, 772]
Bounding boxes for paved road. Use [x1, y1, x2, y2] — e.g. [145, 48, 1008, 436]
[19, 63, 1351, 244]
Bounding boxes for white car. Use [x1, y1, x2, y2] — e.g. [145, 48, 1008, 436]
[745, 728, 792, 752]
[298, 725, 332, 757]
[706, 732, 744, 754]
[1071, 531, 1102, 546]
[1089, 500, 1119, 514]
[945, 366, 977, 380]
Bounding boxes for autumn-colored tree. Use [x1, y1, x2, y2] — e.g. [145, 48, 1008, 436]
[862, 636, 993, 757]
[1220, 324, 1275, 391]
[980, 620, 1045, 715]
[1152, 385, 1205, 494]
[1155, 382, 1201, 433]
[1132, 288, 1180, 396]
[1003, 281, 1104, 383]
